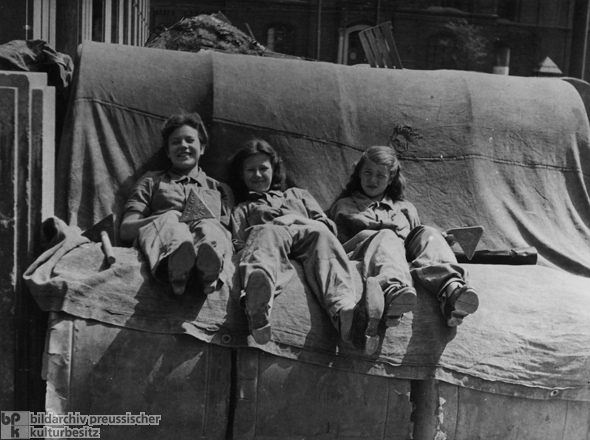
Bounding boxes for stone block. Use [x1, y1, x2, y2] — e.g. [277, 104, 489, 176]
[0, 71, 55, 410]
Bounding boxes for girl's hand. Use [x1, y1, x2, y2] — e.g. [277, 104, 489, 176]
[342, 214, 382, 231]
[441, 231, 457, 247]
[273, 214, 321, 228]
[120, 210, 181, 242]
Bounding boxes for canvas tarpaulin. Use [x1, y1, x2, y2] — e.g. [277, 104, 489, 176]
[56, 43, 590, 276]
[24, 218, 590, 402]
[28, 42, 590, 400]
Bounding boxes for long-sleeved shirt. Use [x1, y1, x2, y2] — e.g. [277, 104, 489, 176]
[124, 166, 234, 227]
[230, 187, 336, 251]
[330, 191, 420, 243]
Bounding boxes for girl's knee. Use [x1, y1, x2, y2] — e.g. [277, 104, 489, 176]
[377, 229, 399, 240]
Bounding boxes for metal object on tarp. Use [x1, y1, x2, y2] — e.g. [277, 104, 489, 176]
[446, 226, 484, 261]
[82, 214, 116, 265]
[180, 188, 216, 222]
[455, 246, 538, 265]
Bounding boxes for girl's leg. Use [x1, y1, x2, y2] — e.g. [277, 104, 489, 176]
[290, 223, 383, 354]
[406, 225, 478, 326]
[350, 230, 416, 326]
[138, 211, 195, 295]
[189, 218, 233, 293]
[239, 224, 295, 344]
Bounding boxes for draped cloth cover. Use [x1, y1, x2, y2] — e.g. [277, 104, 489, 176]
[25, 42, 590, 402]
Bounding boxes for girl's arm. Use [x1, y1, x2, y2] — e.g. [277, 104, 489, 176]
[298, 189, 338, 235]
[218, 182, 235, 229]
[121, 172, 157, 242]
[119, 210, 181, 242]
[230, 205, 250, 252]
[342, 213, 383, 231]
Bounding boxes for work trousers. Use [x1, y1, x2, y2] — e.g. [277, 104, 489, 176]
[350, 225, 466, 298]
[138, 211, 232, 283]
[239, 223, 357, 321]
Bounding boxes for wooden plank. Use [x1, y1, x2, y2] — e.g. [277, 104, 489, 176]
[367, 28, 385, 68]
[359, 22, 404, 69]
[381, 22, 403, 69]
[359, 29, 377, 67]
[373, 26, 395, 68]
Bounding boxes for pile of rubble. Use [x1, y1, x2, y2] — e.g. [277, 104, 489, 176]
[146, 12, 300, 59]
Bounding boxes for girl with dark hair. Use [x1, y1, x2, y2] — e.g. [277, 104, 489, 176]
[120, 112, 233, 296]
[330, 146, 479, 328]
[229, 139, 383, 354]
[227, 138, 286, 205]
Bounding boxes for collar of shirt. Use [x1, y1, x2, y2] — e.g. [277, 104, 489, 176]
[352, 191, 397, 211]
[247, 189, 284, 205]
[167, 167, 208, 186]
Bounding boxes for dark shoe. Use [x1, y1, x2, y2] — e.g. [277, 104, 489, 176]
[362, 277, 384, 354]
[245, 270, 274, 344]
[383, 285, 417, 327]
[168, 241, 196, 296]
[337, 304, 355, 343]
[196, 242, 223, 294]
[442, 284, 479, 327]
[345, 277, 384, 355]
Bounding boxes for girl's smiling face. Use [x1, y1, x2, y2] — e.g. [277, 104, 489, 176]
[360, 158, 393, 201]
[166, 125, 203, 174]
[242, 153, 273, 193]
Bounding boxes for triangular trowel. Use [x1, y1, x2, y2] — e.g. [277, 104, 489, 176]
[445, 226, 484, 261]
[180, 188, 216, 222]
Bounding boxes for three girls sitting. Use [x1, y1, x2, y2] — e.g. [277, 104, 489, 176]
[122, 112, 478, 354]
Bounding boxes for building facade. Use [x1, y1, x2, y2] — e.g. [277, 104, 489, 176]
[149, 0, 585, 78]
[0, 1, 586, 78]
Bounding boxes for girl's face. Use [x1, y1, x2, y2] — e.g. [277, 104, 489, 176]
[166, 125, 203, 174]
[359, 158, 393, 201]
[242, 153, 273, 193]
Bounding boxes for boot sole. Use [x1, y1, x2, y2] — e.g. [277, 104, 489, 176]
[168, 241, 195, 295]
[453, 287, 479, 315]
[363, 277, 384, 355]
[245, 270, 274, 344]
[447, 286, 479, 327]
[196, 242, 223, 280]
[385, 286, 417, 327]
